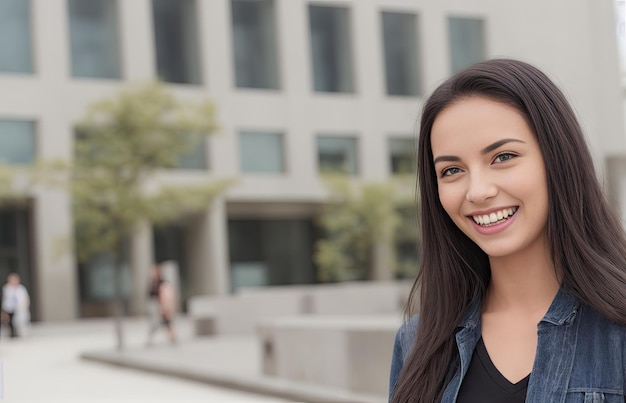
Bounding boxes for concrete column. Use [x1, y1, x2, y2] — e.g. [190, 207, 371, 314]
[208, 197, 230, 294]
[34, 189, 77, 321]
[187, 209, 211, 296]
[371, 239, 393, 281]
[34, 0, 69, 80]
[187, 197, 230, 296]
[119, 0, 155, 81]
[130, 221, 153, 315]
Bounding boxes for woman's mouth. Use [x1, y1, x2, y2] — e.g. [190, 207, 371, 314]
[471, 207, 518, 227]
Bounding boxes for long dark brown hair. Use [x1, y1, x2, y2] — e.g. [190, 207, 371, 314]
[392, 59, 626, 402]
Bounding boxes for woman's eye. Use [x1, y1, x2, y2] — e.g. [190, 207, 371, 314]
[441, 167, 461, 177]
[493, 152, 516, 163]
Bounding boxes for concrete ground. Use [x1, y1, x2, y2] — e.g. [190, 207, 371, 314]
[79, 316, 385, 403]
[0, 316, 295, 403]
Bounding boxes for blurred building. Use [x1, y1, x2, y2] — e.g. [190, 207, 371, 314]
[0, 0, 623, 321]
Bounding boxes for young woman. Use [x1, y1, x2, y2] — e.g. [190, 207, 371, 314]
[389, 59, 626, 402]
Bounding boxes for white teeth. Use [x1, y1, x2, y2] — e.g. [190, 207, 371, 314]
[472, 207, 518, 226]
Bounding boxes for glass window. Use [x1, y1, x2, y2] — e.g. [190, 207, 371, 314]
[228, 219, 317, 291]
[231, 0, 279, 89]
[152, 0, 202, 84]
[317, 136, 358, 175]
[309, 5, 354, 93]
[388, 137, 415, 175]
[0, 120, 36, 164]
[239, 131, 285, 173]
[448, 17, 486, 74]
[618, 0, 626, 72]
[176, 134, 208, 170]
[68, 0, 121, 79]
[0, 0, 33, 74]
[78, 248, 132, 301]
[382, 12, 421, 96]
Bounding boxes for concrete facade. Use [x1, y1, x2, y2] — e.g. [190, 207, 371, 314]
[1, 0, 623, 321]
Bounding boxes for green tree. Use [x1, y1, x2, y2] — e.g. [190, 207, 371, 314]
[72, 82, 232, 349]
[314, 176, 419, 282]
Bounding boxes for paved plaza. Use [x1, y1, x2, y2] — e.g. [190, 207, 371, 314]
[0, 317, 293, 403]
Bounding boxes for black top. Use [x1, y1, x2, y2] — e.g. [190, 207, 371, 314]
[456, 338, 530, 403]
[148, 278, 164, 298]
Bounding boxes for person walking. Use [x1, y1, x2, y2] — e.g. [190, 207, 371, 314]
[146, 263, 177, 345]
[1, 273, 30, 338]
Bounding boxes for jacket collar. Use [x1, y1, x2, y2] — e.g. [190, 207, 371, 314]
[458, 296, 481, 330]
[540, 286, 580, 326]
[457, 286, 580, 330]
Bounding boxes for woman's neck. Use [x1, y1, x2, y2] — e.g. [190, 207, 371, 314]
[484, 246, 560, 316]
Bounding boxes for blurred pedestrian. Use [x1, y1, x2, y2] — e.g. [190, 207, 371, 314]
[146, 263, 177, 345]
[390, 59, 626, 402]
[1, 273, 30, 338]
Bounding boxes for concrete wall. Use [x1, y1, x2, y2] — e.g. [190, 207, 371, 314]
[258, 316, 401, 397]
[187, 281, 413, 335]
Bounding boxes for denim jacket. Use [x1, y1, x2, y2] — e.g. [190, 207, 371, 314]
[389, 288, 626, 402]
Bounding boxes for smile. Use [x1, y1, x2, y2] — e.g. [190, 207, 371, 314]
[471, 207, 518, 226]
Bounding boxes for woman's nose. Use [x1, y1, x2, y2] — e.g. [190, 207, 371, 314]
[465, 172, 498, 204]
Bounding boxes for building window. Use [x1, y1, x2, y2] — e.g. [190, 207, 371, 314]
[231, 0, 279, 89]
[448, 17, 486, 74]
[152, 0, 202, 84]
[618, 0, 626, 72]
[388, 137, 415, 175]
[0, 0, 33, 74]
[239, 131, 285, 173]
[78, 248, 132, 302]
[382, 12, 421, 96]
[68, 0, 121, 79]
[308, 5, 354, 93]
[0, 120, 36, 165]
[317, 136, 358, 175]
[176, 135, 208, 170]
[228, 219, 318, 291]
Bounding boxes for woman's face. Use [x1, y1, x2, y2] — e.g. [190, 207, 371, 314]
[430, 96, 549, 259]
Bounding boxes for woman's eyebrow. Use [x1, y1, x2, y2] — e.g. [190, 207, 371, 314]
[481, 138, 525, 154]
[433, 138, 525, 164]
[433, 155, 460, 164]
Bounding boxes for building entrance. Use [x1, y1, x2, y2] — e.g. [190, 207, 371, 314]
[0, 205, 35, 320]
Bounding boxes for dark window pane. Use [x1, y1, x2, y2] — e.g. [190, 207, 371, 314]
[388, 137, 415, 174]
[0, 120, 36, 164]
[176, 134, 208, 170]
[382, 12, 421, 96]
[309, 6, 354, 93]
[317, 136, 358, 175]
[231, 0, 279, 89]
[0, 0, 33, 74]
[152, 0, 202, 84]
[68, 0, 121, 79]
[239, 131, 284, 173]
[448, 17, 486, 74]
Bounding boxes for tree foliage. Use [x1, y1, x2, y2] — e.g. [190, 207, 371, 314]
[72, 82, 232, 263]
[314, 176, 419, 282]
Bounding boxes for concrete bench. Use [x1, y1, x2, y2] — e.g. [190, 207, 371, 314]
[257, 315, 401, 397]
[187, 280, 414, 336]
[187, 291, 303, 335]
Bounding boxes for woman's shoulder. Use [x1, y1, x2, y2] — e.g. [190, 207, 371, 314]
[577, 302, 626, 338]
[394, 315, 420, 357]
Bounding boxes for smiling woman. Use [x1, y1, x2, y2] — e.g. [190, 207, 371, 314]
[432, 98, 549, 260]
[389, 59, 626, 403]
